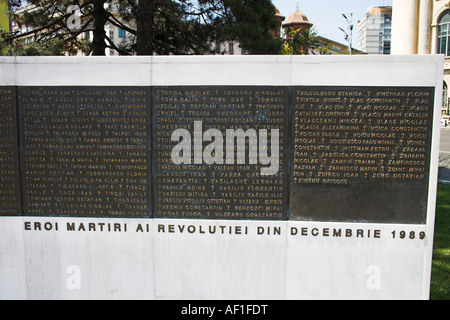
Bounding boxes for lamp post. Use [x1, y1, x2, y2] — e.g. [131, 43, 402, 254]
[339, 13, 353, 54]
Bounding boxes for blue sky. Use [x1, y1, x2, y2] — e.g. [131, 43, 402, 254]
[272, 0, 393, 47]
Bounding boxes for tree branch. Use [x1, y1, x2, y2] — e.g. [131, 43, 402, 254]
[105, 34, 131, 55]
[106, 12, 136, 35]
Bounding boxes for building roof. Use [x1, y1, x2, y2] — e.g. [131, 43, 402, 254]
[274, 6, 285, 19]
[366, 5, 392, 15]
[317, 36, 366, 55]
[282, 10, 312, 27]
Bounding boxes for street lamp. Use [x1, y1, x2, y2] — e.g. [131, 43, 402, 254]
[339, 13, 353, 54]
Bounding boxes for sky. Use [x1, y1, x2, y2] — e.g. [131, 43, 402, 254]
[272, 0, 393, 48]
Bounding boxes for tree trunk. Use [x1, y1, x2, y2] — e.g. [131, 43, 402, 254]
[136, 0, 153, 55]
[92, 0, 107, 56]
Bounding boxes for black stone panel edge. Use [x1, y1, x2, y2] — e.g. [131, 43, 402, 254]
[286, 87, 294, 221]
[288, 86, 436, 225]
[0, 86, 23, 216]
[15, 86, 153, 219]
[151, 85, 291, 221]
[0, 85, 438, 223]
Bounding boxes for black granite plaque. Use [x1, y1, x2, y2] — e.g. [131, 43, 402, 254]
[152, 86, 290, 220]
[18, 87, 151, 217]
[289, 86, 434, 224]
[0, 87, 22, 216]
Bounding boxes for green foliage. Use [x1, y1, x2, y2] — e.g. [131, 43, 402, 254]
[0, 32, 89, 55]
[430, 183, 450, 299]
[282, 27, 320, 55]
[151, 0, 220, 55]
[221, 0, 283, 54]
[0, 34, 12, 54]
[13, 38, 66, 55]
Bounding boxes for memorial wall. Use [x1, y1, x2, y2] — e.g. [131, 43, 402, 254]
[0, 56, 443, 300]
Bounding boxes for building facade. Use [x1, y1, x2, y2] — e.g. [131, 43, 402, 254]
[281, 8, 364, 55]
[357, 6, 392, 54]
[10, 2, 133, 56]
[391, 0, 450, 113]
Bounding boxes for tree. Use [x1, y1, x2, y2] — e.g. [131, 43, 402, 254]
[136, 0, 152, 55]
[145, 0, 223, 55]
[282, 27, 320, 55]
[114, 0, 284, 55]
[4, 0, 98, 55]
[1, 0, 283, 56]
[92, 0, 107, 55]
[221, 0, 283, 54]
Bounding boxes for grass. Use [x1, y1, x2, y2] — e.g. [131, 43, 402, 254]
[430, 183, 450, 300]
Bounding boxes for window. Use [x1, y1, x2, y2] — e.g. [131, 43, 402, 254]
[118, 28, 126, 39]
[438, 11, 450, 56]
[383, 41, 391, 54]
[228, 42, 234, 55]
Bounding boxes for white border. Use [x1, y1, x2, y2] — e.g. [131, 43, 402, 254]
[0, 55, 443, 87]
[422, 54, 444, 299]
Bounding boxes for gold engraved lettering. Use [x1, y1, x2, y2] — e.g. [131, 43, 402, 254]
[154, 86, 288, 219]
[21, 87, 150, 217]
[0, 87, 19, 214]
[293, 87, 433, 185]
